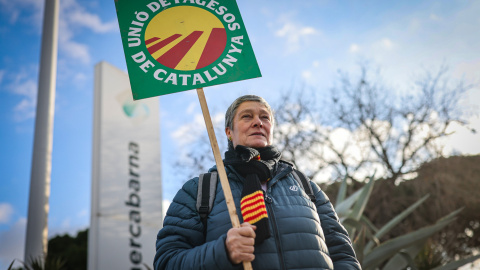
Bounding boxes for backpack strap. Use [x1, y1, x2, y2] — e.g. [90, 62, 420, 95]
[291, 169, 316, 203]
[196, 172, 218, 227]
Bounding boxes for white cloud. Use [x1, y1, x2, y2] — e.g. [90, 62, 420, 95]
[170, 111, 226, 164]
[0, 0, 43, 26]
[443, 116, 480, 155]
[61, 0, 117, 33]
[453, 60, 480, 83]
[429, 13, 441, 21]
[186, 102, 197, 115]
[13, 98, 36, 121]
[0, 218, 26, 270]
[0, 203, 14, 224]
[275, 17, 319, 53]
[380, 38, 394, 50]
[171, 112, 225, 145]
[301, 70, 312, 80]
[1, 0, 116, 64]
[59, 37, 91, 63]
[56, 0, 117, 63]
[352, 1, 480, 88]
[299, 26, 316, 36]
[73, 72, 88, 84]
[60, 218, 71, 229]
[370, 38, 395, 52]
[77, 209, 88, 218]
[171, 114, 206, 146]
[48, 220, 88, 239]
[48, 210, 89, 238]
[350, 43, 360, 53]
[68, 9, 117, 33]
[2, 68, 38, 122]
[162, 199, 171, 221]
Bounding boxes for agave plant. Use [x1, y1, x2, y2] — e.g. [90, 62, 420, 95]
[334, 175, 480, 269]
[7, 255, 66, 270]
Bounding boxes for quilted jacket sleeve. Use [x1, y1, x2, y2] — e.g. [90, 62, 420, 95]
[153, 179, 242, 270]
[311, 181, 362, 270]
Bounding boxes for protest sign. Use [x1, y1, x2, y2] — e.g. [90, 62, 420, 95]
[115, 0, 261, 100]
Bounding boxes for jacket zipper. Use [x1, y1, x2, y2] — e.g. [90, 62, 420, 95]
[265, 194, 286, 270]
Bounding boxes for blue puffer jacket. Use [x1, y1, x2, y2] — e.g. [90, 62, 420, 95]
[154, 162, 361, 270]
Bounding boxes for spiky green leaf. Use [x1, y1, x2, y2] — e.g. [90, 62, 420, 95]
[8, 260, 15, 270]
[349, 175, 375, 221]
[397, 249, 419, 270]
[365, 194, 430, 253]
[336, 176, 348, 207]
[383, 241, 426, 270]
[353, 226, 366, 265]
[336, 189, 362, 217]
[363, 217, 455, 269]
[432, 254, 480, 270]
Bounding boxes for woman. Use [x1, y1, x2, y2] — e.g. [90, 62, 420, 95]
[154, 95, 361, 270]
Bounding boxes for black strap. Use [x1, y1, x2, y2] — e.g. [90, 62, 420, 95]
[196, 172, 218, 227]
[198, 173, 211, 220]
[291, 169, 316, 203]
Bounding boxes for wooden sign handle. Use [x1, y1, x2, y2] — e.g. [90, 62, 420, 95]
[196, 88, 253, 270]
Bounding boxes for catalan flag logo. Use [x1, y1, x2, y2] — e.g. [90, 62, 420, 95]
[240, 190, 268, 224]
[144, 6, 227, 71]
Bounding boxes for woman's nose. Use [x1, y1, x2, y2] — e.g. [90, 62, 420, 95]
[253, 116, 263, 127]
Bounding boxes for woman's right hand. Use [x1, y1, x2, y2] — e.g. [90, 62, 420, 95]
[225, 222, 257, 264]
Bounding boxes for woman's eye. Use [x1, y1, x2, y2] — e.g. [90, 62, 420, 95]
[241, 114, 251, 119]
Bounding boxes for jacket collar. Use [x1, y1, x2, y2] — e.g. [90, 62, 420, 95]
[266, 162, 292, 190]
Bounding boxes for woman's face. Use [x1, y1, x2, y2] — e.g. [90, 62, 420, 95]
[225, 101, 273, 149]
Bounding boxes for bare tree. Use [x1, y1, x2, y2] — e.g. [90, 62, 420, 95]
[173, 113, 227, 181]
[275, 65, 472, 183]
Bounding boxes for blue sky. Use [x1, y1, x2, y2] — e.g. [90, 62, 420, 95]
[1, 0, 479, 267]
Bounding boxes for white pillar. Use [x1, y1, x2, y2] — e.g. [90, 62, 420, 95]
[24, 0, 59, 264]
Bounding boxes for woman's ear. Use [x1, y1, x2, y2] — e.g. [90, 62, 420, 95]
[225, 127, 232, 139]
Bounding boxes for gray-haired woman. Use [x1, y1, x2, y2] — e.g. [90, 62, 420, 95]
[154, 95, 361, 270]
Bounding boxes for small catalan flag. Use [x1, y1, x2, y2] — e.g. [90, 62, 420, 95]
[240, 174, 270, 245]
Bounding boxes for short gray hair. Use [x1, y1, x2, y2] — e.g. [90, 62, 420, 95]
[225, 95, 275, 130]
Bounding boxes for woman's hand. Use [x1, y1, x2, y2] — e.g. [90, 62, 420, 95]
[225, 222, 256, 264]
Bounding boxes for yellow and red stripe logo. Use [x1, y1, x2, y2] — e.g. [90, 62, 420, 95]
[241, 191, 268, 224]
[144, 6, 227, 71]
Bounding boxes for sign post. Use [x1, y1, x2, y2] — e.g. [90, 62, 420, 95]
[196, 87, 241, 226]
[114, 1, 261, 269]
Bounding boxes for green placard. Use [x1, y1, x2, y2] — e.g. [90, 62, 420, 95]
[114, 0, 262, 100]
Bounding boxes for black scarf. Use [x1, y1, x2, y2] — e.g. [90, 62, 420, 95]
[224, 145, 282, 245]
